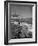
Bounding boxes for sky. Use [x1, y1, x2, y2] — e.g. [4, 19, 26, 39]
[10, 5, 32, 18]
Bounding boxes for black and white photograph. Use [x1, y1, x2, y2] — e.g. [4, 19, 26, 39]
[4, 1, 37, 45]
